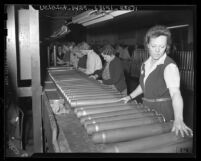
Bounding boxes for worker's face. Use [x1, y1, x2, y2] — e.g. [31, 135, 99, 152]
[147, 35, 167, 60]
[101, 53, 111, 62]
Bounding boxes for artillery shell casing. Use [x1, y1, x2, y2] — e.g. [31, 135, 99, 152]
[74, 102, 127, 113]
[84, 112, 156, 127]
[70, 98, 122, 108]
[92, 122, 173, 143]
[77, 105, 144, 118]
[80, 108, 149, 124]
[102, 132, 193, 153]
[86, 116, 162, 134]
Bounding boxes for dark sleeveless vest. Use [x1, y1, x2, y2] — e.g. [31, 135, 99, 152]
[139, 55, 177, 122]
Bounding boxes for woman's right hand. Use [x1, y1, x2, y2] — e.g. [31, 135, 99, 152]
[120, 96, 131, 104]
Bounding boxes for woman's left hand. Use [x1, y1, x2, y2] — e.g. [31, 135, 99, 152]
[171, 119, 193, 137]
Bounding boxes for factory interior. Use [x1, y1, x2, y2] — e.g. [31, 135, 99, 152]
[5, 4, 195, 157]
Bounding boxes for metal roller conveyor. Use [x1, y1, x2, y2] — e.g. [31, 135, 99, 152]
[58, 82, 96, 87]
[63, 89, 118, 95]
[49, 69, 80, 74]
[83, 111, 157, 127]
[92, 122, 173, 143]
[49, 68, 75, 73]
[48, 71, 75, 77]
[60, 84, 117, 90]
[56, 78, 85, 83]
[56, 80, 117, 90]
[102, 132, 193, 153]
[69, 94, 122, 102]
[67, 93, 122, 101]
[63, 88, 120, 96]
[69, 97, 122, 106]
[64, 92, 119, 99]
[66, 91, 121, 97]
[74, 102, 134, 113]
[70, 98, 122, 108]
[76, 104, 140, 117]
[58, 81, 93, 85]
[85, 115, 164, 135]
[79, 108, 150, 124]
[65, 94, 121, 103]
[60, 83, 116, 88]
[66, 90, 121, 95]
[60, 85, 104, 90]
[52, 75, 82, 81]
[59, 83, 95, 88]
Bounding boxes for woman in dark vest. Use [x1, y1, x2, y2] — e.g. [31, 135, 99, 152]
[90, 44, 127, 97]
[121, 25, 193, 137]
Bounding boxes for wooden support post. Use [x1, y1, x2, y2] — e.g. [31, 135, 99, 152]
[29, 5, 42, 153]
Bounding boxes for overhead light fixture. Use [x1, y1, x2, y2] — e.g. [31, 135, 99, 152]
[109, 10, 132, 17]
[72, 10, 98, 23]
[77, 12, 105, 24]
[167, 24, 189, 29]
[72, 10, 132, 27]
[82, 14, 113, 26]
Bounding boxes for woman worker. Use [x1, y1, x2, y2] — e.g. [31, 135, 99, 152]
[90, 44, 127, 97]
[121, 25, 193, 137]
[76, 42, 103, 75]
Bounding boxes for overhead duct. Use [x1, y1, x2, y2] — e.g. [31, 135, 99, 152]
[72, 10, 132, 26]
[109, 10, 132, 17]
[72, 10, 98, 23]
[82, 14, 113, 26]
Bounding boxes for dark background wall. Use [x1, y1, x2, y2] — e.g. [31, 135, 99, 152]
[85, 10, 194, 48]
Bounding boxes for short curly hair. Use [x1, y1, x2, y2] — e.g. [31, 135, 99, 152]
[102, 44, 115, 56]
[144, 25, 172, 54]
[79, 42, 91, 50]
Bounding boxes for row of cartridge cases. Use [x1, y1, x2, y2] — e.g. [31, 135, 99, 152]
[54, 77, 123, 107]
[49, 70, 193, 153]
[74, 102, 193, 153]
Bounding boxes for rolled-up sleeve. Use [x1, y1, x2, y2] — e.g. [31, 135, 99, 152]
[164, 63, 180, 88]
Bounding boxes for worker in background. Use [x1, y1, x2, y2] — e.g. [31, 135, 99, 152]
[56, 44, 65, 65]
[90, 44, 127, 96]
[56, 42, 75, 66]
[115, 44, 131, 60]
[75, 42, 102, 75]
